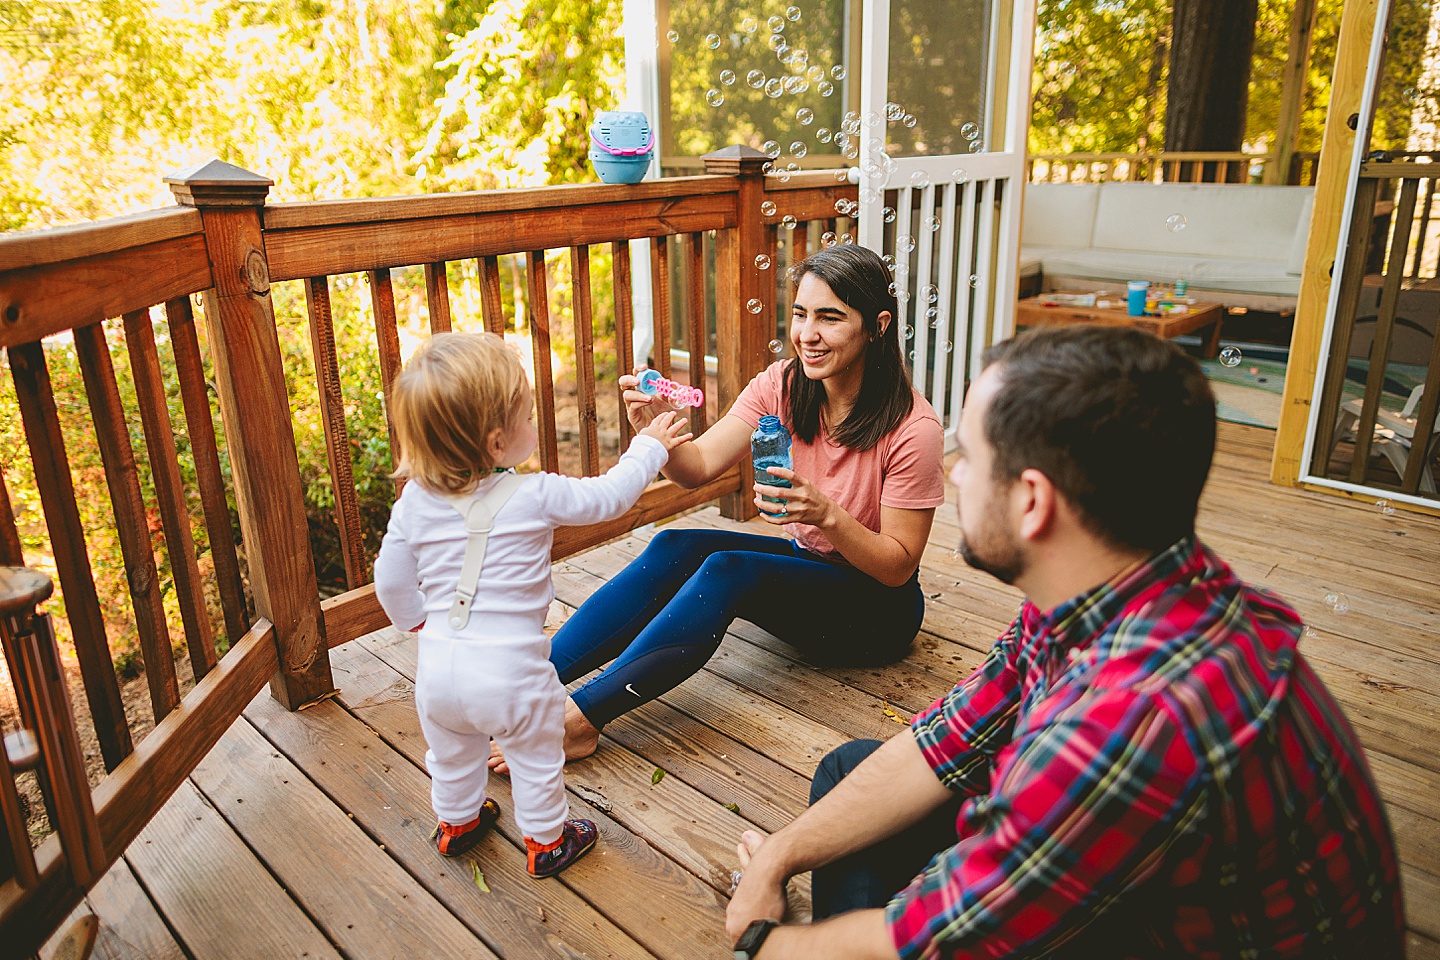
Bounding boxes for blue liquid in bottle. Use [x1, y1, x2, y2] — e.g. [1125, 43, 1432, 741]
[751, 415, 792, 515]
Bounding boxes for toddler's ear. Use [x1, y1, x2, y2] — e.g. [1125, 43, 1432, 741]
[485, 425, 508, 464]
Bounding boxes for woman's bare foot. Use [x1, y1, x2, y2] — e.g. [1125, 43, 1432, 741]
[488, 697, 601, 775]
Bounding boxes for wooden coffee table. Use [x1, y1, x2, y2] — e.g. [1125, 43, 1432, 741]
[1016, 295, 1227, 358]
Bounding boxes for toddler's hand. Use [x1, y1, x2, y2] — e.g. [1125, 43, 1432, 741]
[640, 410, 694, 451]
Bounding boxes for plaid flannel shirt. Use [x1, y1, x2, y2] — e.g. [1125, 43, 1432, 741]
[887, 536, 1403, 959]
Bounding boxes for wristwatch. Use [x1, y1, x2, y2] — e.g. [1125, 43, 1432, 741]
[734, 918, 779, 959]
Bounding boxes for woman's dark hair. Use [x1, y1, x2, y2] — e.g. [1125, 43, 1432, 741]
[784, 244, 914, 450]
[981, 325, 1217, 554]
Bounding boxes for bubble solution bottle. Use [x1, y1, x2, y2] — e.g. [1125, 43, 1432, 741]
[751, 416, 792, 514]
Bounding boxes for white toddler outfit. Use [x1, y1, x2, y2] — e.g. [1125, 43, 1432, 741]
[374, 435, 669, 843]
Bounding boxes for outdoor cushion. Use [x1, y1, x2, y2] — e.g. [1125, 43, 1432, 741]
[1024, 247, 1301, 296]
[1089, 183, 1313, 261]
[1020, 183, 1101, 249]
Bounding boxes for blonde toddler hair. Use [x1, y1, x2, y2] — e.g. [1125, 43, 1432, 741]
[391, 332, 529, 494]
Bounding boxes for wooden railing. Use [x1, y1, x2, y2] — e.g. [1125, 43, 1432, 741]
[1028, 150, 1321, 186]
[0, 146, 857, 953]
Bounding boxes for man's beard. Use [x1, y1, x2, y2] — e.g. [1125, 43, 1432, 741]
[958, 528, 1024, 586]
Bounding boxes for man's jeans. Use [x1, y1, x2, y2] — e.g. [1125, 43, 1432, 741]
[809, 739, 964, 919]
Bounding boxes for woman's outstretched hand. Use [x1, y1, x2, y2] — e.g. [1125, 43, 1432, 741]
[754, 466, 833, 527]
[620, 367, 682, 434]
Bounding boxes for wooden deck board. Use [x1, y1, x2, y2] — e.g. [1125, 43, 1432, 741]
[94, 422, 1438, 956]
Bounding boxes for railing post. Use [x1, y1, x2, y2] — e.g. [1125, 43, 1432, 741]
[165, 161, 333, 709]
[704, 145, 772, 521]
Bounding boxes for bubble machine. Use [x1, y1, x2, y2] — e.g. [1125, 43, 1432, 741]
[588, 111, 654, 185]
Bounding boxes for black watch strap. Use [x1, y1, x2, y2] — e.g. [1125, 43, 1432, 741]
[734, 918, 779, 959]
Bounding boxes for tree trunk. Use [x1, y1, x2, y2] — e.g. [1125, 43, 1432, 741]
[1165, 0, 1259, 181]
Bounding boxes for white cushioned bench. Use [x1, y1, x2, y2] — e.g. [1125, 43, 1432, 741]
[1020, 182, 1316, 312]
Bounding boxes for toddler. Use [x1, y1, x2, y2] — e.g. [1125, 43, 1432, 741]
[374, 332, 690, 876]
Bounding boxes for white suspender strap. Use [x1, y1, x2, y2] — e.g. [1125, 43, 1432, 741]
[443, 472, 525, 630]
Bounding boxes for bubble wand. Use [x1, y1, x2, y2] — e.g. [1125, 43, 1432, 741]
[636, 369, 704, 408]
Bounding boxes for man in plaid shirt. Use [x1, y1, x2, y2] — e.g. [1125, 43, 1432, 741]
[726, 326, 1404, 959]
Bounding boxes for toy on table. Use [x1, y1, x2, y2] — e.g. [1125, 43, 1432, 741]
[636, 368, 704, 408]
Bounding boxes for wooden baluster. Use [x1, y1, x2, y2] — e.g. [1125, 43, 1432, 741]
[8, 340, 132, 768]
[305, 277, 367, 590]
[368, 268, 403, 477]
[424, 262, 452, 333]
[122, 308, 218, 681]
[650, 236, 673, 378]
[166, 161, 332, 709]
[683, 232, 709, 434]
[612, 240, 636, 449]
[0, 473, 38, 742]
[525, 251, 560, 473]
[72, 321, 181, 716]
[164, 296, 249, 647]
[479, 255, 506, 335]
[0, 718, 37, 888]
[570, 246, 601, 476]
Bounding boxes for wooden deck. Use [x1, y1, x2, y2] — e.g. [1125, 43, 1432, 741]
[39, 423, 1440, 960]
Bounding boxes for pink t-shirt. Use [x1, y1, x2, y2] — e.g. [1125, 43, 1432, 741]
[728, 362, 946, 562]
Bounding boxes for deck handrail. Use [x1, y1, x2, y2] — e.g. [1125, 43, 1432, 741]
[1028, 149, 1321, 186]
[0, 147, 857, 954]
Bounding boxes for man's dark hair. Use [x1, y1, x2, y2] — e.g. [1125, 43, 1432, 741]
[784, 244, 914, 450]
[981, 326, 1216, 554]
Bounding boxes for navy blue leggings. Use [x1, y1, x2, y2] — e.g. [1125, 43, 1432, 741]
[552, 528, 924, 728]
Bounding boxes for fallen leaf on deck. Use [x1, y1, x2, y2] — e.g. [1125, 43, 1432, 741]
[472, 862, 490, 892]
[725, 802, 741, 814]
[881, 700, 910, 725]
[651, 767, 666, 785]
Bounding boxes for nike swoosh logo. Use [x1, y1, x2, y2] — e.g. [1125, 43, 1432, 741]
[625, 683, 640, 696]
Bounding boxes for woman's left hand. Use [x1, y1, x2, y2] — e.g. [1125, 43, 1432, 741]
[754, 466, 833, 527]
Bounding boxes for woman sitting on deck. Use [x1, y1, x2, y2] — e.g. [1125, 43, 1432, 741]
[492, 244, 945, 772]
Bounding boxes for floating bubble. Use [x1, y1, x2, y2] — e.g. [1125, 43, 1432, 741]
[720, 69, 736, 85]
[790, 141, 808, 158]
[769, 338, 785, 354]
[897, 289, 911, 303]
[807, 65, 825, 82]
[818, 79, 834, 97]
[821, 231, 838, 247]
[882, 254, 895, 267]
[761, 161, 774, 174]
[834, 169, 849, 182]
[952, 167, 969, 184]
[883, 206, 897, 223]
[785, 161, 799, 173]
[666, 28, 680, 43]
[747, 298, 763, 314]
[785, 264, 803, 282]
[832, 64, 847, 80]
[791, 48, 809, 69]
[923, 284, 939, 304]
[762, 139, 781, 159]
[706, 89, 725, 107]
[892, 263, 909, 281]
[843, 144, 858, 160]
[776, 169, 792, 183]
[897, 234, 916, 253]
[786, 5, 802, 21]
[862, 110, 882, 129]
[943, 340, 954, 354]
[926, 307, 940, 327]
[815, 126, 832, 144]
[781, 214, 797, 229]
[765, 78, 784, 98]
[967, 139, 984, 152]
[833, 132, 851, 151]
[909, 171, 930, 188]
[888, 282, 898, 296]
[925, 215, 941, 232]
[834, 199, 850, 216]
[903, 324, 915, 340]
[903, 113, 918, 129]
[783, 76, 806, 95]
[1324, 591, 1350, 613]
[755, 254, 772, 270]
[1166, 213, 1188, 232]
[907, 350, 916, 362]
[839, 232, 853, 244]
[797, 107, 814, 125]
[886, 102, 904, 121]
[1376, 498, 1397, 516]
[961, 122, 979, 140]
[768, 15, 784, 32]
[768, 33, 785, 50]
[706, 32, 721, 49]
[775, 42, 792, 61]
[760, 200, 777, 217]
[858, 186, 879, 204]
[741, 16, 759, 33]
[747, 69, 766, 88]
[1219, 346, 1242, 367]
[968, 274, 979, 288]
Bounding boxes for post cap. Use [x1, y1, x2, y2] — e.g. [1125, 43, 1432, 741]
[164, 159, 273, 207]
[701, 145, 772, 176]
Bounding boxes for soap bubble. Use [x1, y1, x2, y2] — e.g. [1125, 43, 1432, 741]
[1376, 498, 1396, 516]
[926, 307, 940, 327]
[791, 47, 809, 69]
[967, 138, 984, 152]
[897, 234, 916, 253]
[784, 76, 806, 95]
[839, 232, 853, 244]
[952, 167, 969, 184]
[843, 143, 858, 160]
[797, 107, 814, 125]
[909, 171, 930, 189]
[786, 5, 802, 21]
[815, 127, 832, 143]
[741, 16, 759, 33]
[862, 110, 882, 129]
[903, 114, 918, 129]
[888, 282, 898, 296]
[761, 161, 774, 174]
[1324, 591, 1350, 613]
[747, 298, 763, 314]
[943, 340, 954, 354]
[768, 15, 784, 31]
[768, 33, 785, 51]
[968, 274, 979, 288]
[1219, 346, 1242, 367]
[747, 69, 766, 88]
[775, 42, 791, 61]
[818, 80, 835, 97]
[832, 64, 847, 80]
[903, 324, 915, 340]
[821, 231, 838, 247]
[897, 289, 911, 304]
[907, 350, 916, 362]
[790, 141, 808, 158]
[755, 254, 772, 270]
[882, 254, 895, 267]
[892, 263, 909, 281]
[961, 122, 979, 140]
[924, 215, 941, 232]
[765, 78, 783, 98]
[762, 139, 781, 159]
[760, 200, 777, 217]
[922, 284, 939, 304]
[1166, 213, 1188, 233]
[785, 161, 799, 173]
[776, 169, 791, 183]
[706, 89, 725, 107]
[706, 32, 721, 48]
[807, 65, 824, 82]
[768, 338, 785, 354]
[720, 69, 736, 85]
[834, 199, 850, 216]
[666, 28, 680, 43]
[833, 169, 849, 182]
[858, 186, 879, 204]
[781, 214, 797, 229]
[882, 206, 897, 223]
[886, 102, 905, 121]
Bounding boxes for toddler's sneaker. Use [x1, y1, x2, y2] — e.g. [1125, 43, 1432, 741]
[435, 798, 501, 857]
[525, 818, 598, 877]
